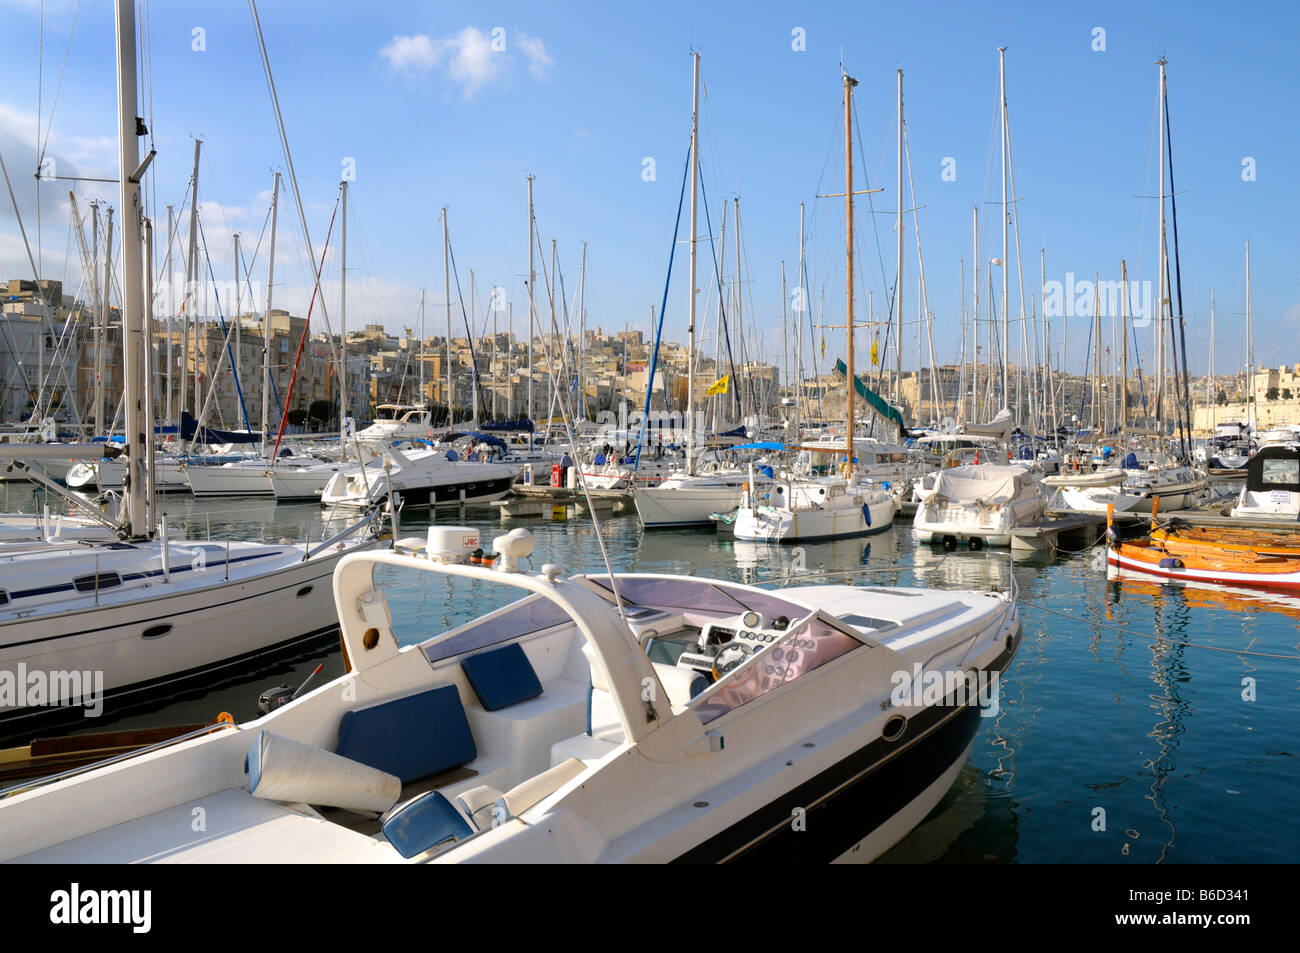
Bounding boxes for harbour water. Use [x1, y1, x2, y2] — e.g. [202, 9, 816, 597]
[11, 485, 1294, 864]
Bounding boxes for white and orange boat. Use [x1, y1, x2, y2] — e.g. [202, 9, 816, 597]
[1149, 523, 1300, 558]
[1107, 532, 1300, 593]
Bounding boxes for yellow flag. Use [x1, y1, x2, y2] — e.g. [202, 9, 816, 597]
[871, 334, 879, 366]
[705, 374, 729, 397]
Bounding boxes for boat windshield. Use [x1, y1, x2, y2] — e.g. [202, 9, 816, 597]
[423, 594, 572, 663]
[583, 575, 806, 621]
[690, 614, 865, 724]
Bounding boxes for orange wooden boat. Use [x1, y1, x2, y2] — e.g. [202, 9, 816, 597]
[1108, 537, 1300, 592]
[1150, 524, 1300, 558]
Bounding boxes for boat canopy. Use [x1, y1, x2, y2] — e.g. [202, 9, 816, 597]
[931, 464, 1036, 504]
[728, 442, 787, 452]
[479, 419, 535, 433]
[1246, 446, 1300, 494]
[179, 411, 261, 445]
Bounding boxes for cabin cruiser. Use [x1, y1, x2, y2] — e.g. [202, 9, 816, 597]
[1230, 445, 1300, 519]
[913, 464, 1048, 548]
[0, 526, 1020, 863]
[320, 444, 520, 509]
[1045, 454, 1208, 514]
[354, 405, 434, 444]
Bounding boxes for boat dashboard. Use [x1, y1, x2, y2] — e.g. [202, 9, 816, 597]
[638, 609, 795, 680]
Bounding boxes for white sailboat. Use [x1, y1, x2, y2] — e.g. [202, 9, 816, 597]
[732, 72, 896, 544]
[0, 0, 377, 733]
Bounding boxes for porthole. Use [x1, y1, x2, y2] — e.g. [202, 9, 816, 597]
[74, 572, 122, 593]
[882, 714, 907, 742]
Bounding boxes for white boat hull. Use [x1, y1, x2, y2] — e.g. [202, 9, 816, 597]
[0, 541, 369, 731]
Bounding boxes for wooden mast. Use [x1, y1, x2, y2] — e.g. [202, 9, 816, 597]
[845, 71, 857, 468]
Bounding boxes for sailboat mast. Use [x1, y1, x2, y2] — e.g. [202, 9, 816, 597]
[1209, 288, 1215, 431]
[114, 0, 149, 538]
[339, 179, 348, 449]
[262, 172, 278, 459]
[895, 69, 903, 406]
[797, 201, 805, 428]
[98, 207, 113, 436]
[181, 139, 200, 424]
[443, 206, 452, 427]
[470, 269, 477, 424]
[164, 203, 174, 431]
[845, 72, 858, 466]
[1156, 57, 1167, 440]
[687, 51, 700, 473]
[1120, 259, 1128, 431]
[1246, 240, 1253, 428]
[971, 204, 979, 420]
[527, 175, 536, 445]
[999, 47, 1009, 415]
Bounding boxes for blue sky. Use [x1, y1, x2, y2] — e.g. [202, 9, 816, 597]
[1, 0, 1296, 382]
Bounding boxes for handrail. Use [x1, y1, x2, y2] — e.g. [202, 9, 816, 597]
[0, 721, 239, 799]
[303, 506, 381, 561]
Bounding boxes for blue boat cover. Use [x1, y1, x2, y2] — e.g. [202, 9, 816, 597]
[335, 685, 476, 784]
[461, 643, 543, 712]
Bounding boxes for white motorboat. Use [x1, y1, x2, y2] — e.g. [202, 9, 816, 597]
[270, 459, 363, 502]
[0, 525, 1020, 863]
[1230, 446, 1300, 519]
[913, 464, 1047, 548]
[580, 455, 679, 490]
[320, 444, 519, 509]
[354, 405, 433, 444]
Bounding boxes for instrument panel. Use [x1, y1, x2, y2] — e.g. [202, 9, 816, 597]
[676, 612, 793, 675]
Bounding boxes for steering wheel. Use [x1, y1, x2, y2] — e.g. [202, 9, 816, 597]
[712, 643, 750, 680]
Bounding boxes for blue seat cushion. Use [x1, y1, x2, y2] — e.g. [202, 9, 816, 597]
[383, 791, 473, 858]
[335, 685, 476, 784]
[460, 643, 543, 712]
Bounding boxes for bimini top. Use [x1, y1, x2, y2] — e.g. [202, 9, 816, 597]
[962, 408, 1013, 440]
[1246, 445, 1300, 494]
[931, 464, 1036, 504]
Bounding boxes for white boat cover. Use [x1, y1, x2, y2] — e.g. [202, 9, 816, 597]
[931, 464, 1036, 504]
[963, 408, 1013, 440]
[1043, 467, 1125, 488]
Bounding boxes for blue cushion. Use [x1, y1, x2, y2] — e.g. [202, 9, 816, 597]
[382, 791, 473, 858]
[460, 643, 543, 712]
[336, 685, 476, 784]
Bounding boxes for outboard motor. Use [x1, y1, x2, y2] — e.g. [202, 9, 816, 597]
[257, 664, 324, 716]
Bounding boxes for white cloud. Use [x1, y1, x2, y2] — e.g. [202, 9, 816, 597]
[515, 33, 553, 80]
[379, 27, 552, 98]
[379, 33, 440, 73]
